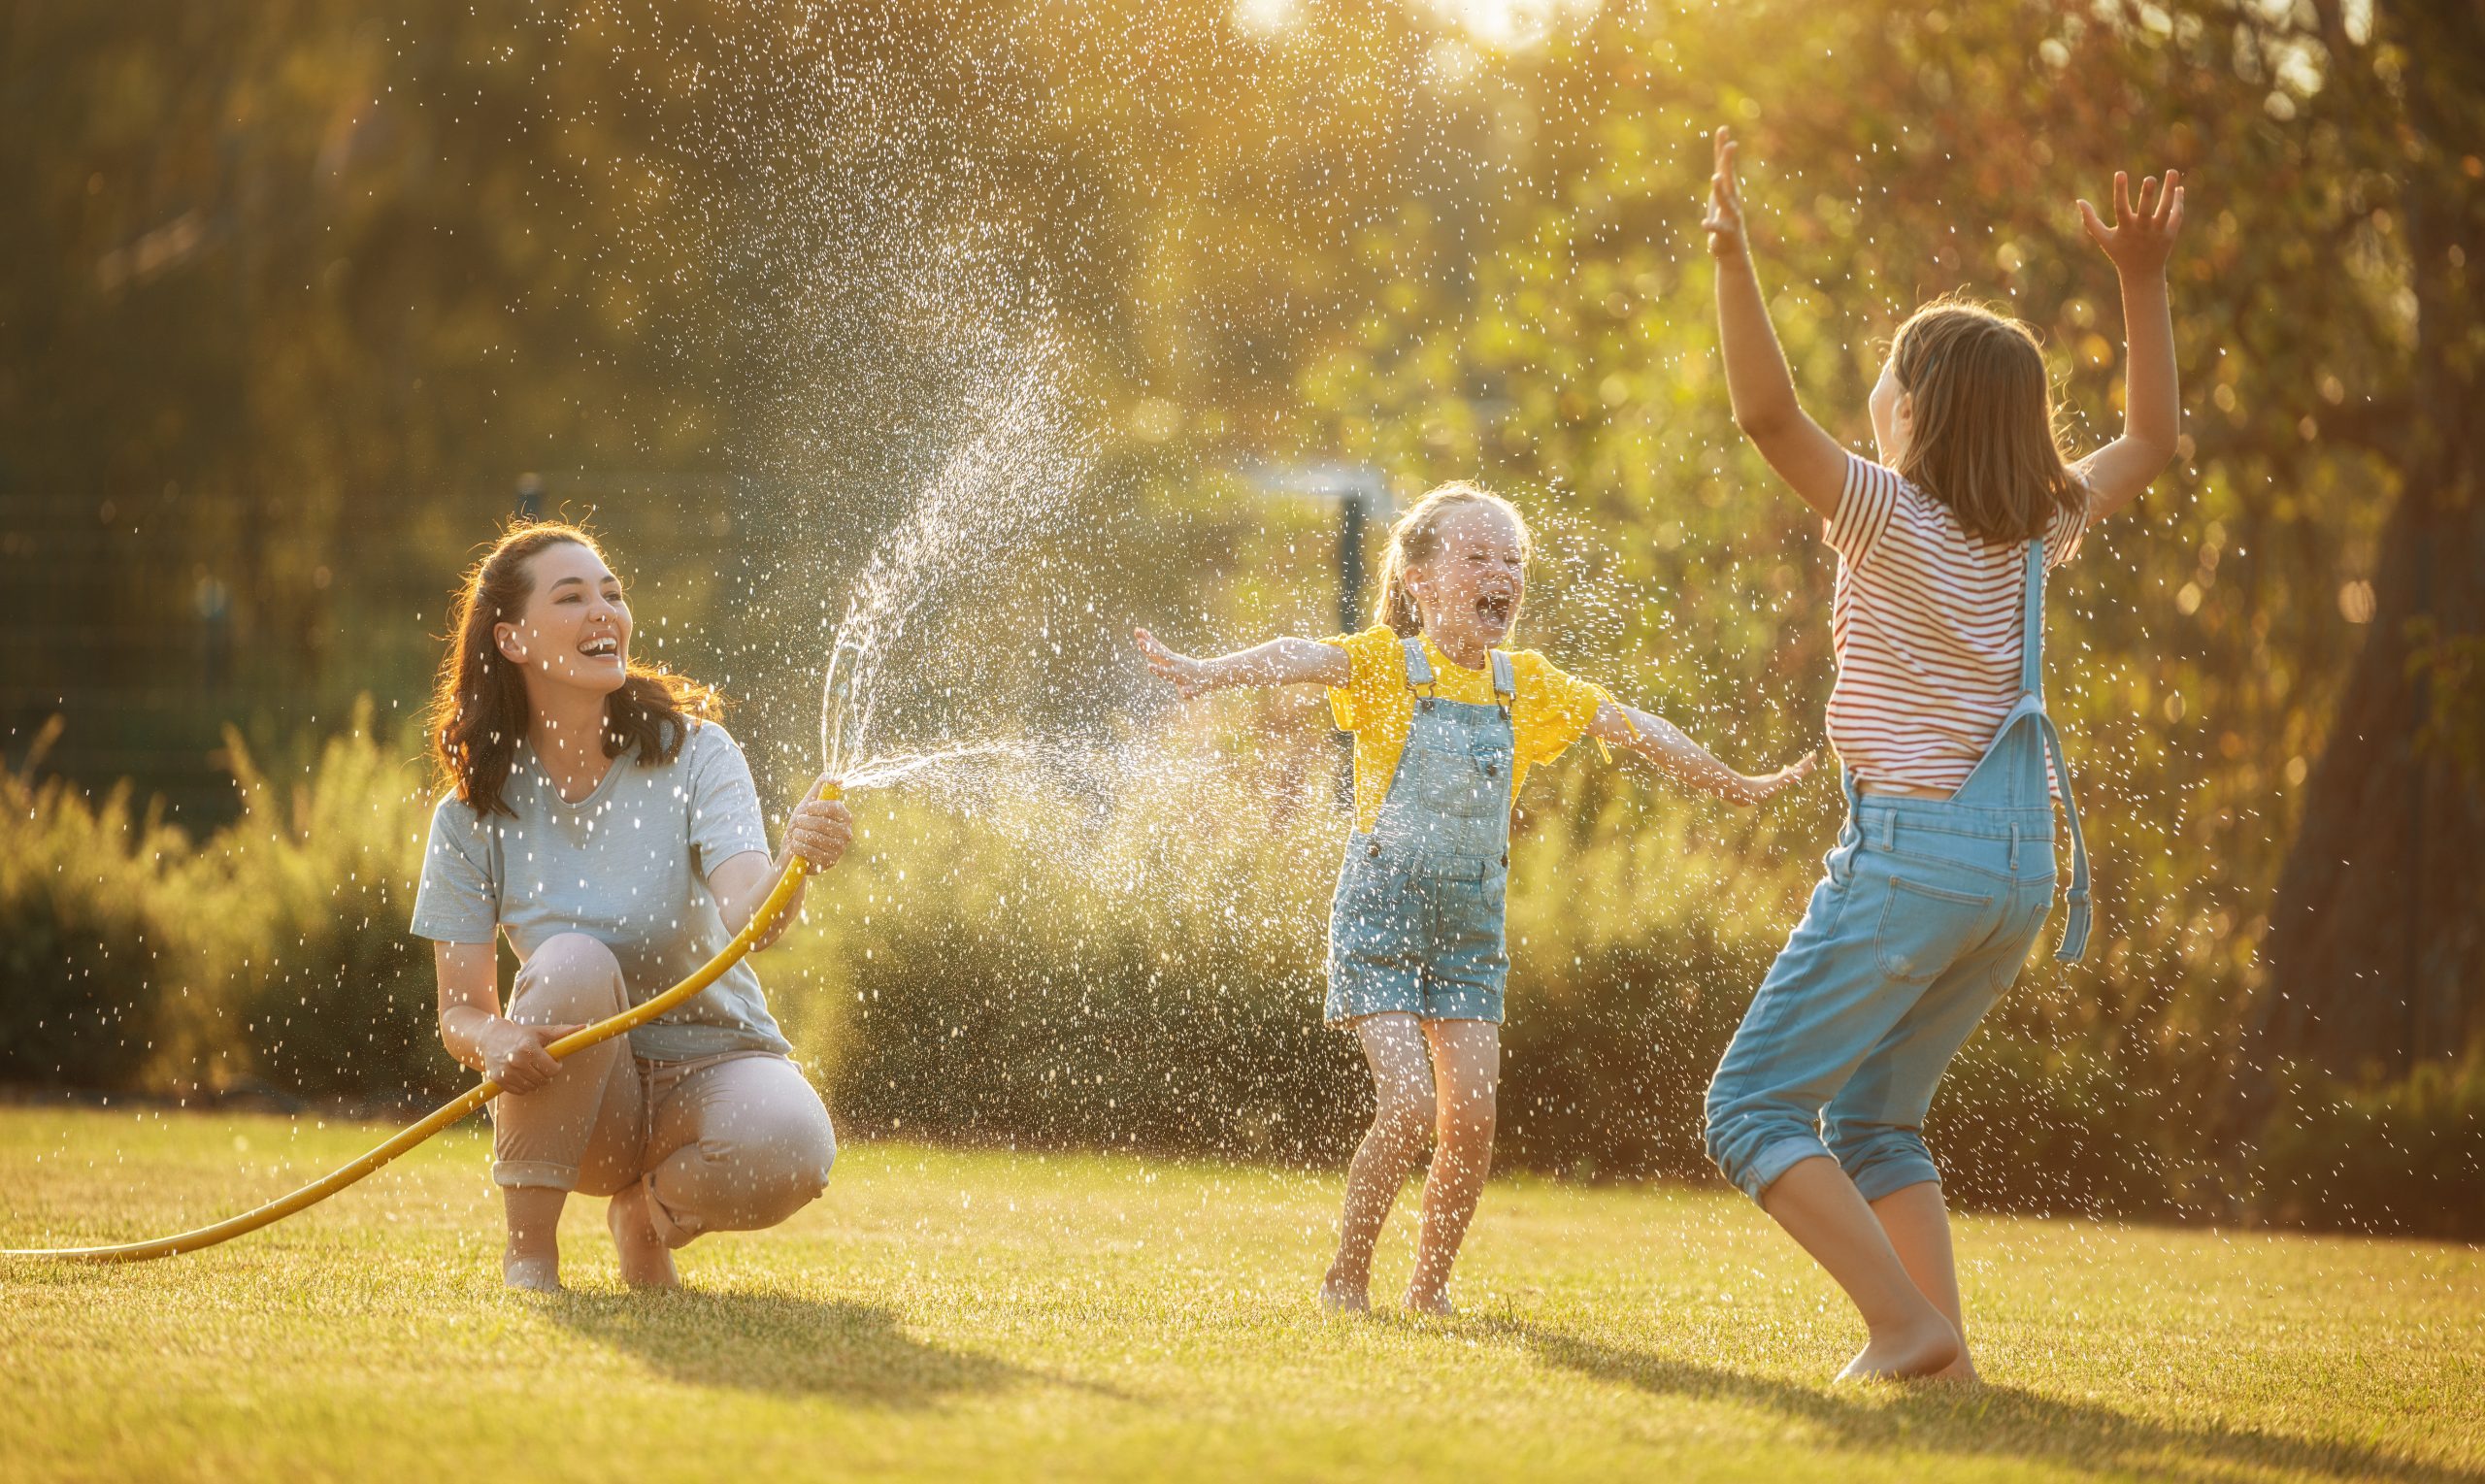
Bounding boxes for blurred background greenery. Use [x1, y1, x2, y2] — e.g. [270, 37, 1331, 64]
[2, 1, 2478, 1236]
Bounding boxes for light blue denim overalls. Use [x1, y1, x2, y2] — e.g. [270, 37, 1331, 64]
[1706, 540, 2092, 1203]
[1325, 638, 1518, 1026]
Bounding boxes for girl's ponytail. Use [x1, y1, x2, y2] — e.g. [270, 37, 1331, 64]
[1371, 481, 1532, 638]
[1373, 540, 1422, 637]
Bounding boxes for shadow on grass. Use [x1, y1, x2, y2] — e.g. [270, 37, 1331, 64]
[545, 1292, 1035, 1408]
[1494, 1322, 2480, 1483]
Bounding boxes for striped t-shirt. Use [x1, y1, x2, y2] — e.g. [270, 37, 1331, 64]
[1824, 453, 2086, 795]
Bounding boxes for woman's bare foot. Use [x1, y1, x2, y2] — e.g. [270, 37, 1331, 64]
[501, 1185, 566, 1293]
[1401, 1286, 1456, 1317]
[501, 1251, 562, 1293]
[606, 1180, 680, 1290]
[1930, 1352, 1983, 1385]
[1836, 1315, 1961, 1382]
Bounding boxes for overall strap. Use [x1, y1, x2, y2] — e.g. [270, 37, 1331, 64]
[2022, 534, 2091, 962]
[1488, 650, 1515, 707]
[1401, 636, 1435, 692]
[2037, 712, 2093, 963]
[2019, 537, 2046, 701]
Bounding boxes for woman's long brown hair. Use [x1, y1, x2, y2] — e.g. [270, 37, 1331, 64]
[428, 521, 722, 818]
[1890, 300, 2087, 543]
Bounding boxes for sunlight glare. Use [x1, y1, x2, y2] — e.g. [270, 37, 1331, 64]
[1234, 0, 1296, 37]
[1423, 0, 1598, 49]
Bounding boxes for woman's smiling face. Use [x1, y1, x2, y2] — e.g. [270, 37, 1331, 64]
[1408, 502, 1526, 655]
[494, 540, 632, 696]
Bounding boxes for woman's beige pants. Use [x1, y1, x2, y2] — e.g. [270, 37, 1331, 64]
[486, 933, 836, 1247]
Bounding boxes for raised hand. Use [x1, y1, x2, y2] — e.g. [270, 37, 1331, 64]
[2078, 169, 2186, 277]
[1134, 627, 1212, 699]
[1702, 125, 1748, 259]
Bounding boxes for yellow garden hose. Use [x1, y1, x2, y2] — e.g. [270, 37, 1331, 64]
[4, 781, 842, 1265]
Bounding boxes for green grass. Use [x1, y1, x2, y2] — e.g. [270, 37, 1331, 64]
[1, 1106, 2477, 1483]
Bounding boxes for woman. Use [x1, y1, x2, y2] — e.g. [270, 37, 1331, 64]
[411, 521, 851, 1292]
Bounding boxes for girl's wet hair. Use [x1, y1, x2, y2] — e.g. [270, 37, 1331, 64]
[1373, 481, 1533, 638]
[427, 519, 724, 817]
[1890, 299, 2087, 542]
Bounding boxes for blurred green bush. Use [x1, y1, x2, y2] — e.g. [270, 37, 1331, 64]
[2251, 1058, 2485, 1240]
[187, 702, 451, 1102]
[0, 721, 182, 1088]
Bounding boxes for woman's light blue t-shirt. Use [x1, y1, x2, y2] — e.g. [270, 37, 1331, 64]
[410, 718, 790, 1062]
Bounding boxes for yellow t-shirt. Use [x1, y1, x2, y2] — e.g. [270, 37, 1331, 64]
[1322, 626, 1611, 834]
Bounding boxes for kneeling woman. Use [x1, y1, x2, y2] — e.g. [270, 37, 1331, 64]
[412, 522, 850, 1291]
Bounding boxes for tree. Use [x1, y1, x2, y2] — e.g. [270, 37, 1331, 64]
[2252, 1, 2485, 1081]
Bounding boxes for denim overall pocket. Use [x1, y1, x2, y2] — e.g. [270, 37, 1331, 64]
[1872, 874, 1998, 982]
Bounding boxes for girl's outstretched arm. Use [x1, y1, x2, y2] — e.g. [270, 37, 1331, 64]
[1705, 125, 1848, 519]
[1589, 700, 1816, 807]
[2072, 168, 2187, 520]
[1135, 627, 1350, 698]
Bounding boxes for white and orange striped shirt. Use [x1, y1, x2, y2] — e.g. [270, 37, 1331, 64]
[1824, 453, 2086, 796]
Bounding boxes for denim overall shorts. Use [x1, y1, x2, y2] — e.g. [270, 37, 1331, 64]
[1324, 638, 1518, 1026]
[1706, 539, 2092, 1203]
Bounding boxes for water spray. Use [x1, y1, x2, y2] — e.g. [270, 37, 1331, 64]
[821, 634, 871, 783]
[3, 779, 843, 1264]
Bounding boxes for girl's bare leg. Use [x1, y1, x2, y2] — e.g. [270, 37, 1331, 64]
[502, 1186, 568, 1292]
[1321, 1013, 1435, 1311]
[1405, 1018, 1500, 1314]
[1872, 1181, 1978, 1382]
[1761, 1156, 1961, 1380]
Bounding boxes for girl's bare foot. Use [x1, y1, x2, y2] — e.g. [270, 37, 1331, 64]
[607, 1180, 680, 1290]
[1931, 1353, 1983, 1386]
[1836, 1315, 1961, 1382]
[1401, 1286, 1456, 1317]
[501, 1251, 562, 1293]
[1317, 1260, 1372, 1314]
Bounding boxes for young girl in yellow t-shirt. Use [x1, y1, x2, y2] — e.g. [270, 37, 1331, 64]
[1137, 482, 1812, 1315]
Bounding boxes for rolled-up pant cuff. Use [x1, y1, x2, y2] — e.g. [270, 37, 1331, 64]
[1846, 1159, 1941, 1204]
[1731, 1134, 1833, 1204]
[492, 1159, 580, 1191]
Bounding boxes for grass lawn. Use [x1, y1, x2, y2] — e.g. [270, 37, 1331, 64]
[0, 1105, 2477, 1483]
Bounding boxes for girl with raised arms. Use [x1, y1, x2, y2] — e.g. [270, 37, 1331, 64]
[1138, 483, 1812, 1314]
[413, 521, 853, 1292]
[1699, 125, 2185, 1379]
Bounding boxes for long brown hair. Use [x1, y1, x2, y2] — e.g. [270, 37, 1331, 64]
[1890, 299, 2086, 543]
[428, 521, 723, 818]
[1372, 481, 1533, 638]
